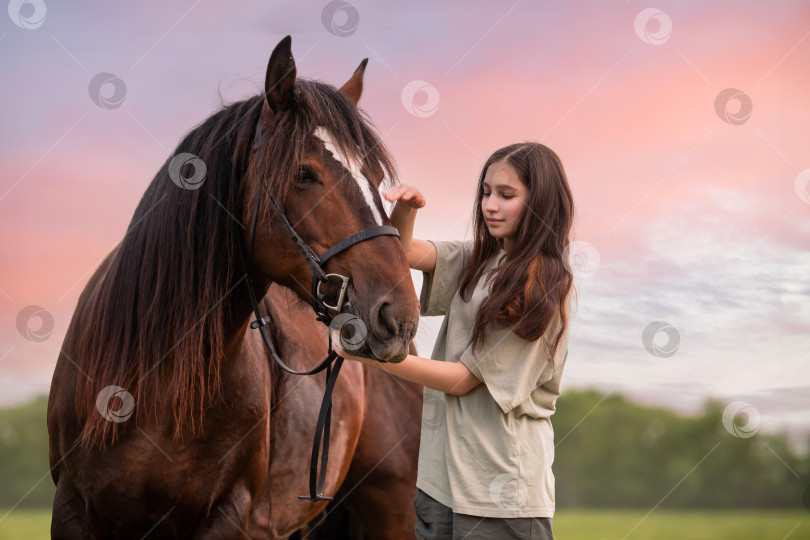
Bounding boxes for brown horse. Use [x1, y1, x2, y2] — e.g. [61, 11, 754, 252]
[47, 35, 422, 538]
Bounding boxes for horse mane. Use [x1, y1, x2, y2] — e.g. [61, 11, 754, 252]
[75, 79, 398, 450]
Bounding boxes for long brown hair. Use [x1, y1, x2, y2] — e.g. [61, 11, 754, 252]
[458, 142, 575, 362]
[74, 79, 397, 450]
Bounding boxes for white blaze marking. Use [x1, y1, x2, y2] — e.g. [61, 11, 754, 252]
[314, 126, 383, 226]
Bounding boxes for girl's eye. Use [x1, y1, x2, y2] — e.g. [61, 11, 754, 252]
[502, 195, 514, 200]
[296, 167, 318, 184]
[482, 192, 490, 197]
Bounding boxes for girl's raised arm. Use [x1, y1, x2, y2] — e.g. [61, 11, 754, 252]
[384, 185, 436, 273]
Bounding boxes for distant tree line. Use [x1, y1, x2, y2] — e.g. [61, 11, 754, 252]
[0, 391, 807, 509]
[553, 390, 808, 509]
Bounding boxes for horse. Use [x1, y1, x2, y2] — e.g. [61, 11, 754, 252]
[47, 35, 423, 539]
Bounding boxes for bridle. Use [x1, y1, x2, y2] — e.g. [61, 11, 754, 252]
[236, 104, 400, 501]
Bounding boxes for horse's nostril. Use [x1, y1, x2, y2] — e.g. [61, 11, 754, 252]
[376, 301, 398, 337]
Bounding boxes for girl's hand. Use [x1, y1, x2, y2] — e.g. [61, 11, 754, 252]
[383, 185, 426, 209]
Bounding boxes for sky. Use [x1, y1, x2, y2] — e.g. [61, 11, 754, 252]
[0, 0, 808, 446]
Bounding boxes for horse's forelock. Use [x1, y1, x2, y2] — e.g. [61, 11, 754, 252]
[273, 79, 398, 188]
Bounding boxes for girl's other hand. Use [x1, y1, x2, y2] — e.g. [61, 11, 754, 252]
[383, 185, 426, 209]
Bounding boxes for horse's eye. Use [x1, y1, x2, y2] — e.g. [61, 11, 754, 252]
[296, 166, 318, 185]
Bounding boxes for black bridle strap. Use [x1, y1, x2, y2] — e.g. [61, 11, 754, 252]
[237, 227, 336, 376]
[247, 183, 329, 284]
[298, 353, 343, 501]
[319, 225, 400, 265]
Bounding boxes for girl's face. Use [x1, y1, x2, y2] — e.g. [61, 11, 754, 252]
[481, 159, 527, 252]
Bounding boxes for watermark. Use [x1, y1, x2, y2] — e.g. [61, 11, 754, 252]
[88, 72, 127, 110]
[794, 169, 810, 204]
[722, 401, 760, 439]
[401, 80, 440, 118]
[321, 0, 359, 37]
[168, 153, 207, 190]
[0, 419, 19, 448]
[329, 312, 368, 353]
[641, 418, 666, 448]
[634, 8, 672, 45]
[642, 321, 679, 358]
[714, 88, 752, 125]
[96, 385, 135, 423]
[8, 0, 46, 29]
[421, 393, 446, 431]
[489, 473, 528, 510]
[16, 305, 54, 342]
[562, 240, 600, 278]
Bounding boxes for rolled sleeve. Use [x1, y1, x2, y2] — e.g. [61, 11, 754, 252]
[419, 240, 473, 316]
[459, 320, 568, 414]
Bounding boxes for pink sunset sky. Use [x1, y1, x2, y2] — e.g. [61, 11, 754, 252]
[1, 1, 808, 440]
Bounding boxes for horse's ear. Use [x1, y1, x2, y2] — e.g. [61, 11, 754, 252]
[264, 35, 296, 113]
[339, 58, 368, 105]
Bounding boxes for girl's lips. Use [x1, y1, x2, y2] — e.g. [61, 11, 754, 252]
[486, 218, 503, 225]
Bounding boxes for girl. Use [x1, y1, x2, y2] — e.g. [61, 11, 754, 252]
[335, 142, 575, 540]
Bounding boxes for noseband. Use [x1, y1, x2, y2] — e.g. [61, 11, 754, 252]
[236, 104, 400, 501]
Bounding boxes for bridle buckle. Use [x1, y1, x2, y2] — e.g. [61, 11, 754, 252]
[316, 273, 350, 312]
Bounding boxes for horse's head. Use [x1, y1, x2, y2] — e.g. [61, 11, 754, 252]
[243, 36, 418, 362]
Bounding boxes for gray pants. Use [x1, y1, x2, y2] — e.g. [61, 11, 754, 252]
[414, 489, 555, 540]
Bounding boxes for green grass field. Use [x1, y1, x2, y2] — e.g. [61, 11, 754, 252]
[0, 509, 805, 539]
